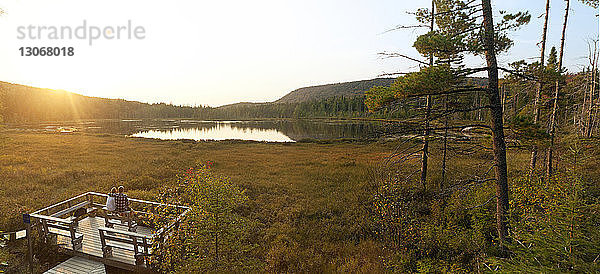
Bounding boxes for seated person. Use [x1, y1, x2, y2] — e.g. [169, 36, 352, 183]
[106, 187, 117, 212]
[115, 185, 134, 218]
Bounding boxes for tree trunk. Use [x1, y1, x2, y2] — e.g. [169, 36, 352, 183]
[547, 0, 570, 179]
[593, 61, 600, 136]
[477, 91, 483, 120]
[481, 0, 510, 250]
[529, 0, 551, 173]
[441, 94, 448, 188]
[420, 0, 435, 189]
[585, 46, 598, 137]
[501, 84, 506, 122]
[589, 66, 593, 130]
[586, 66, 593, 134]
[421, 95, 431, 189]
[514, 89, 519, 119]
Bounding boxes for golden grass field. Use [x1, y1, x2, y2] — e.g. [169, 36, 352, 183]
[5, 130, 596, 272]
[0, 131, 544, 230]
[0, 131, 404, 271]
[0, 132, 393, 230]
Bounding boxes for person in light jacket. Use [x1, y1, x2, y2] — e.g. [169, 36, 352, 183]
[106, 187, 117, 212]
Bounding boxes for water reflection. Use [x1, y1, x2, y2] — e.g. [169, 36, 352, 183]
[13, 119, 391, 142]
[131, 123, 294, 142]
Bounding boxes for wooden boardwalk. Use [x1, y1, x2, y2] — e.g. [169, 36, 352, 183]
[44, 256, 106, 274]
[54, 216, 154, 269]
[28, 192, 190, 272]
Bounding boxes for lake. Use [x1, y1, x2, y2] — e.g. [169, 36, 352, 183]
[14, 119, 397, 142]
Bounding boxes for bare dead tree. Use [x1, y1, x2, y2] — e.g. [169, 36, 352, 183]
[421, 0, 435, 189]
[585, 40, 599, 137]
[546, 0, 570, 179]
[529, 0, 551, 173]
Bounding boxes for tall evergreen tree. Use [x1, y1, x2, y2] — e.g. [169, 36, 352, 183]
[367, 0, 530, 248]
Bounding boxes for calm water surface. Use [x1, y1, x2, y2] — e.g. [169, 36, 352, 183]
[132, 124, 295, 142]
[17, 119, 395, 142]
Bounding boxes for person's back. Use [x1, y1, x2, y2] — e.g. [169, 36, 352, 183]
[115, 186, 129, 213]
[106, 187, 117, 211]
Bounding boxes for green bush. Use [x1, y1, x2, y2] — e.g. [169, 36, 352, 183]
[151, 165, 261, 272]
[495, 172, 600, 272]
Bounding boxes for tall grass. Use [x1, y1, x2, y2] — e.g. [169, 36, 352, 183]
[0, 131, 547, 271]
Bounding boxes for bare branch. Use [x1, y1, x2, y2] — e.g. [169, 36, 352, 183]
[378, 52, 429, 65]
[439, 178, 496, 197]
[405, 87, 488, 98]
[459, 67, 489, 76]
[381, 25, 429, 34]
[430, 105, 492, 121]
[465, 196, 494, 210]
[498, 67, 537, 81]
[428, 124, 492, 131]
[377, 72, 409, 77]
[432, 0, 481, 17]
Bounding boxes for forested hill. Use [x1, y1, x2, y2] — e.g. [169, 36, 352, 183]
[0, 81, 208, 123]
[0, 77, 488, 122]
[275, 78, 395, 103]
[0, 78, 397, 123]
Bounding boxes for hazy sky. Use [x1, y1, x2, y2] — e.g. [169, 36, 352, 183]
[0, 0, 597, 106]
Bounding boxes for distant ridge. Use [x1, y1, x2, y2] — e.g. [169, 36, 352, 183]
[275, 78, 395, 104]
[0, 77, 488, 122]
[0, 81, 198, 123]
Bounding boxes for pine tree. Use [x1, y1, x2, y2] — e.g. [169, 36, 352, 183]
[366, 0, 530, 248]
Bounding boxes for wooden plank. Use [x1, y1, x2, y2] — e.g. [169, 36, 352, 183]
[55, 261, 90, 273]
[48, 227, 82, 239]
[66, 259, 103, 272]
[87, 191, 190, 210]
[53, 216, 154, 267]
[51, 201, 90, 218]
[29, 214, 71, 223]
[98, 226, 151, 239]
[0, 229, 27, 241]
[33, 193, 89, 215]
[44, 257, 105, 274]
[47, 223, 71, 231]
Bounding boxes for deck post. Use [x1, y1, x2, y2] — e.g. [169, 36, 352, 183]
[99, 229, 112, 258]
[176, 221, 185, 262]
[41, 219, 49, 243]
[132, 236, 144, 265]
[24, 213, 33, 274]
[88, 193, 94, 217]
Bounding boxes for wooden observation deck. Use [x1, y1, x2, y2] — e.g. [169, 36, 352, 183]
[26, 192, 190, 272]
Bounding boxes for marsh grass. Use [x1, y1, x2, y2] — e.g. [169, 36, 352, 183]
[0, 131, 551, 271]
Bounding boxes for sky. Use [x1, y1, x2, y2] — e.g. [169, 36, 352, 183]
[0, 0, 598, 107]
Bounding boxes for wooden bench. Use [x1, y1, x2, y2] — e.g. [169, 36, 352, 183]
[31, 214, 83, 250]
[98, 227, 152, 266]
[102, 208, 138, 232]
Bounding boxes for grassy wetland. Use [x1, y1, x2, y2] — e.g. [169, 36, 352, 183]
[0, 130, 395, 271]
[2, 129, 579, 272]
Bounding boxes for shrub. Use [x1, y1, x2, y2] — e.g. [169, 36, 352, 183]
[494, 173, 600, 272]
[151, 165, 261, 272]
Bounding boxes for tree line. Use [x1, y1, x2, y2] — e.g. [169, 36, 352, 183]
[0, 81, 408, 123]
